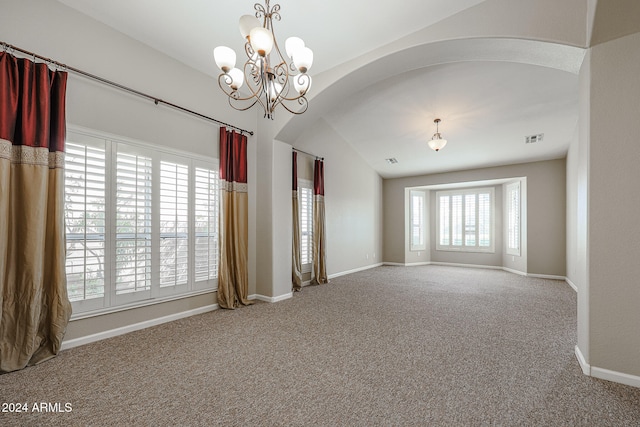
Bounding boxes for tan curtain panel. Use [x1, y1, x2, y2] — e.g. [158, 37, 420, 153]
[0, 52, 72, 373]
[312, 159, 328, 284]
[217, 127, 253, 309]
[292, 151, 303, 291]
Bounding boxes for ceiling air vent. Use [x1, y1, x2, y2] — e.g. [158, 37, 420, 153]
[525, 134, 544, 144]
[385, 158, 398, 164]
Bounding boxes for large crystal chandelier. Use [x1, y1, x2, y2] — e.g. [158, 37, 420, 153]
[213, 0, 313, 119]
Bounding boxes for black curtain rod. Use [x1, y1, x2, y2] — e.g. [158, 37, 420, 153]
[292, 147, 324, 161]
[1, 41, 254, 136]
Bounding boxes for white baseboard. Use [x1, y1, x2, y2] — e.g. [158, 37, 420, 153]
[384, 262, 567, 283]
[383, 261, 431, 267]
[591, 366, 640, 389]
[431, 261, 502, 271]
[575, 345, 640, 389]
[575, 345, 590, 375]
[250, 292, 293, 303]
[502, 266, 527, 276]
[527, 273, 566, 281]
[62, 304, 219, 351]
[328, 262, 383, 279]
[565, 277, 578, 292]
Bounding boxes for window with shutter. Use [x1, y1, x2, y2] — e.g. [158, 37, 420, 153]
[114, 145, 153, 303]
[299, 180, 313, 272]
[506, 181, 521, 256]
[64, 128, 219, 316]
[194, 166, 219, 287]
[64, 135, 107, 312]
[159, 159, 189, 289]
[437, 188, 495, 253]
[410, 190, 426, 251]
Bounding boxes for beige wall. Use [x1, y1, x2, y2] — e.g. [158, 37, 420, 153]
[384, 159, 565, 276]
[569, 2, 640, 383]
[64, 293, 215, 341]
[292, 119, 384, 276]
[588, 31, 640, 377]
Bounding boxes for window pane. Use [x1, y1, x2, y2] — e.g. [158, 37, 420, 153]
[465, 194, 476, 246]
[411, 193, 424, 247]
[195, 167, 219, 282]
[439, 196, 449, 246]
[65, 141, 106, 302]
[115, 149, 152, 294]
[451, 195, 463, 246]
[507, 184, 520, 252]
[478, 192, 491, 247]
[300, 186, 313, 265]
[160, 161, 189, 287]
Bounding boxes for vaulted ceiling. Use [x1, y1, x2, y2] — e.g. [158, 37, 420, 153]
[56, 0, 586, 178]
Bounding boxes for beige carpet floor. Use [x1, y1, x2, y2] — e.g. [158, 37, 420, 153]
[1, 265, 639, 426]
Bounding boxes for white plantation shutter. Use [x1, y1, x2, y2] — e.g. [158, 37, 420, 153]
[410, 190, 426, 251]
[114, 145, 153, 300]
[465, 194, 476, 246]
[506, 181, 521, 255]
[64, 136, 107, 311]
[439, 195, 449, 246]
[451, 194, 463, 246]
[478, 192, 491, 248]
[299, 180, 313, 269]
[437, 188, 494, 252]
[194, 166, 219, 286]
[65, 128, 219, 315]
[159, 160, 189, 288]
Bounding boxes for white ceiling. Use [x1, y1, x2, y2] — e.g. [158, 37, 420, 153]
[56, 0, 583, 178]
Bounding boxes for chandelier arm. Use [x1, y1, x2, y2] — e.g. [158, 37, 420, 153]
[278, 96, 309, 115]
[217, 73, 264, 103]
[227, 96, 261, 112]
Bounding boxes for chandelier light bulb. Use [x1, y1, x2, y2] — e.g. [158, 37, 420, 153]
[285, 37, 305, 59]
[249, 27, 274, 57]
[239, 15, 261, 40]
[293, 47, 313, 73]
[227, 67, 244, 90]
[213, 46, 236, 72]
[294, 74, 311, 95]
[268, 81, 283, 102]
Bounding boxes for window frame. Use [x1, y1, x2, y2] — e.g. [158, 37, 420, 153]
[64, 126, 219, 318]
[409, 190, 426, 251]
[298, 178, 314, 273]
[436, 187, 495, 253]
[505, 181, 521, 256]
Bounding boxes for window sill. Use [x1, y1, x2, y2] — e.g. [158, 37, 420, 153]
[435, 248, 496, 254]
[69, 288, 216, 321]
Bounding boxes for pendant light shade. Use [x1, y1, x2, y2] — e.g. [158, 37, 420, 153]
[239, 15, 261, 39]
[285, 36, 305, 59]
[428, 118, 448, 152]
[213, 46, 236, 72]
[294, 74, 312, 95]
[249, 27, 274, 57]
[293, 47, 313, 73]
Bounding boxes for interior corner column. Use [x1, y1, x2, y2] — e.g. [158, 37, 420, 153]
[254, 120, 293, 300]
